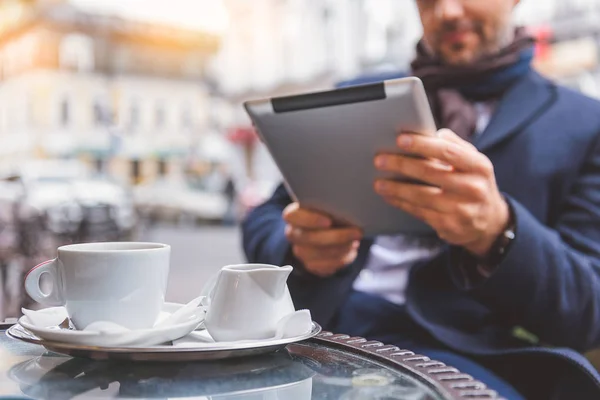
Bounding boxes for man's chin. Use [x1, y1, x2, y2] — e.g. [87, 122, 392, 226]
[439, 48, 480, 66]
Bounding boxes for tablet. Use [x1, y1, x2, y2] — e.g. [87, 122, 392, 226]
[244, 77, 437, 237]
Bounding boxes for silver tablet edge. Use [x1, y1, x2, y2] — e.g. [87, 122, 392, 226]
[383, 77, 437, 135]
[243, 77, 437, 215]
[243, 98, 273, 117]
[243, 99, 301, 204]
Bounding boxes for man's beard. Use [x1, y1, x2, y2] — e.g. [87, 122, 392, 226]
[433, 19, 514, 64]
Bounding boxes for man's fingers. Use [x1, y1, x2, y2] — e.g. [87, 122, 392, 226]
[375, 180, 451, 212]
[436, 128, 473, 148]
[292, 241, 359, 262]
[286, 226, 362, 246]
[395, 132, 490, 174]
[283, 203, 332, 229]
[374, 154, 455, 188]
[303, 261, 342, 277]
[380, 196, 438, 224]
[302, 250, 359, 277]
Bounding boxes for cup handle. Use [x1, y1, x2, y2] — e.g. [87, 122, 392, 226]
[199, 270, 221, 307]
[24, 259, 65, 306]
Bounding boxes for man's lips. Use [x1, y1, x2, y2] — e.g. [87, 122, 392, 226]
[442, 30, 471, 43]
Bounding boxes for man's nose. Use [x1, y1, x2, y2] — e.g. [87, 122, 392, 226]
[435, 0, 465, 20]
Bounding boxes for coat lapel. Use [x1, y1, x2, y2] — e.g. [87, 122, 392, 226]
[473, 71, 556, 153]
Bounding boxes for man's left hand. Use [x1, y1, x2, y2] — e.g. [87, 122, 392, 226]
[374, 129, 509, 258]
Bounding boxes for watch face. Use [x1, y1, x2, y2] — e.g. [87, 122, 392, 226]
[488, 227, 515, 264]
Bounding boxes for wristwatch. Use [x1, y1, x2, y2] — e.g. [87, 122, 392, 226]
[479, 205, 516, 267]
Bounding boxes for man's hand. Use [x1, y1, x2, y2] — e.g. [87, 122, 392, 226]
[374, 129, 509, 258]
[283, 203, 363, 277]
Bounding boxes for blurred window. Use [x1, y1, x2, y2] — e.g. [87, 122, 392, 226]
[155, 101, 165, 128]
[93, 96, 111, 127]
[60, 99, 70, 127]
[93, 100, 103, 127]
[158, 158, 167, 176]
[95, 158, 104, 173]
[363, 0, 393, 63]
[0, 104, 7, 132]
[59, 34, 94, 72]
[181, 103, 192, 130]
[131, 159, 141, 183]
[129, 99, 140, 130]
[114, 46, 131, 72]
[17, 96, 30, 128]
[0, 53, 5, 79]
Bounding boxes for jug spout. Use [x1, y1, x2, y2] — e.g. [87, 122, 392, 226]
[252, 265, 293, 298]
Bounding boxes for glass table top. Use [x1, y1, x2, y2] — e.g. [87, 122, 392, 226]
[0, 330, 445, 400]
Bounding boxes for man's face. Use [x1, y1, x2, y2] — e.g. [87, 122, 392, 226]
[416, 0, 519, 65]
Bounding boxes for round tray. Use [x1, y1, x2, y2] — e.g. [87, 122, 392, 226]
[6, 322, 322, 362]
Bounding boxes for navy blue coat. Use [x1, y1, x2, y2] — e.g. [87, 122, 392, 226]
[242, 71, 600, 399]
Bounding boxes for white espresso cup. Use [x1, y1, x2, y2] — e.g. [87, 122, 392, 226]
[24, 242, 170, 330]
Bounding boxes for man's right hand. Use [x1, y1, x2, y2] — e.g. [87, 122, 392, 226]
[282, 203, 363, 277]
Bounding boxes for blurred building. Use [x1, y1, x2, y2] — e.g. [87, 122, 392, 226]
[0, 0, 221, 184]
[207, 0, 423, 200]
[210, 0, 600, 103]
[210, 0, 421, 101]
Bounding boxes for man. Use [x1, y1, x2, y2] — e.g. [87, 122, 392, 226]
[242, 0, 600, 398]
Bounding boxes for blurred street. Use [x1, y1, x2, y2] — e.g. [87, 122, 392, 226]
[141, 224, 245, 304]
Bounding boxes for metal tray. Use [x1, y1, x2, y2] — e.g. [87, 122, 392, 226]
[6, 322, 322, 362]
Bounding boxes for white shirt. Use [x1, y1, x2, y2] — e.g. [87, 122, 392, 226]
[353, 102, 494, 305]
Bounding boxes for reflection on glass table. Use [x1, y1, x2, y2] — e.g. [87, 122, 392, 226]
[0, 332, 443, 400]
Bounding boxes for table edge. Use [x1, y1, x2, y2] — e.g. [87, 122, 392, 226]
[311, 331, 504, 400]
[0, 323, 503, 399]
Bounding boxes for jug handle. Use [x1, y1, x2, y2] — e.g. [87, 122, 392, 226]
[199, 270, 221, 306]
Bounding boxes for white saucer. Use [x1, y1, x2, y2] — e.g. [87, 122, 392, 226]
[7, 322, 322, 362]
[18, 303, 204, 348]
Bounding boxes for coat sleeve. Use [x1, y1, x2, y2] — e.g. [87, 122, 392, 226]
[242, 184, 294, 267]
[449, 133, 600, 352]
[241, 183, 345, 279]
[241, 183, 368, 327]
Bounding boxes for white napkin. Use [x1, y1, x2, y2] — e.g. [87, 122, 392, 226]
[21, 307, 68, 328]
[274, 309, 312, 339]
[77, 295, 206, 334]
[20, 295, 206, 348]
[172, 309, 312, 347]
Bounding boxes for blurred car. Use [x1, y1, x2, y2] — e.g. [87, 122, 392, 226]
[134, 177, 228, 224]
[0, 179, 24, 260]
[16, 160, 136, 242]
